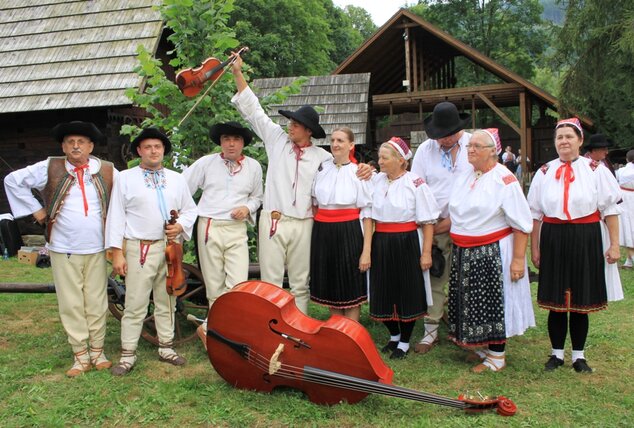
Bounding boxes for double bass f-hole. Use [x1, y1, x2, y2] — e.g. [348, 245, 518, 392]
[268, 319, 311, 349]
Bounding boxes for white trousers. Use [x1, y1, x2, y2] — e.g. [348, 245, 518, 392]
[49, 250, 108, 353]
[197, 217, 249, 305]
[119, 240, 175, 351]
[258, 211, 313, 314]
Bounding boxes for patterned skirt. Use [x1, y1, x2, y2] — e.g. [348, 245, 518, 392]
[537, 222, 607, 313]
[369, 230, 427, 322]
[448, 242, 506, 347]
[309, 219, 367, 308]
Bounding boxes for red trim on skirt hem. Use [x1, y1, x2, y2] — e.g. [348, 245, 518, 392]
[448, 336, 507, 347]
[537, 301, 607, 313]
[310, 295, 367, 309]
[369, 313, 427, 323]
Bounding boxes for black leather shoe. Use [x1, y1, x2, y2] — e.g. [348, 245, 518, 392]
[381, 341, 398, 354]
[544, 355, 564, 371]
[390, 348, 408, 360]
[572, 358, 593, 373]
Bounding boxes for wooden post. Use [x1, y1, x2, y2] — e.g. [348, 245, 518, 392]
[404, 27, 411, 93]
[471, 95, 476, 129]
[412, 35, 418, 92]
[519, 91, 527, 189]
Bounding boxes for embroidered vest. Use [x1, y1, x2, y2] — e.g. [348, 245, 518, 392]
[42, 156, 114, 242]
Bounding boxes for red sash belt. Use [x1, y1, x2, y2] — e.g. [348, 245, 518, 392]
[620, 186, 634, 192]
[450, 227, 512, 248]
[314, 208, 360, 223]
[375, 221, 418, 233]
[542, 210, 600, 224]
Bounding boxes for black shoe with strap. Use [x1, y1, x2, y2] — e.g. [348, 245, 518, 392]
[544, 355, 564, 371]
[390, 348, 408, 360]
[572, 358, 593, 373]
[381, 341, 398, 354]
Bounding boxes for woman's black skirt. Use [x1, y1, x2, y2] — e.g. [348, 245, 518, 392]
[448, 242, 506, 347]
[369, 230, 427, 322]
[310, 219, 367, 308]
[537, 221, 607, 313]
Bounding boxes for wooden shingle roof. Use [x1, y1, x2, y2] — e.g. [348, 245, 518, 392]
[0, 0, 163, 113]
[252, 73, 371, 145]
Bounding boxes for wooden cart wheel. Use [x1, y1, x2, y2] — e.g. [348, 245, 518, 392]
[108, 263, 208, 346]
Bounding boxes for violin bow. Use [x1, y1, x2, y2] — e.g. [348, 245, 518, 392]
[177, 47, 249, 129]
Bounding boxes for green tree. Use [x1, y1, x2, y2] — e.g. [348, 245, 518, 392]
[343, 5, 377, 40]
[230, 0, 335, 78]
[323, 2, 364, 66]
[123, 0, 304, 163]
[555, 0, 634, 146]
[409, 0, 548, 84]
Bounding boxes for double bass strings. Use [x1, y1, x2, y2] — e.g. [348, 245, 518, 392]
[243, 348, 468, 409]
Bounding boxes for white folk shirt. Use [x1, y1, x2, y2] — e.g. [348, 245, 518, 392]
[411, 132, 472, 219]
[105, 166, 197, 249]
[528, 157, 621, 221]
[371, 171, 440, 224]
[232, 87, 332, 219]
[449, 164, 533, 236]
[312, 161, 373, 218]
[4, 156, 114, 254]
[182, 153, 263, 225]
[617, 162, 634, 189]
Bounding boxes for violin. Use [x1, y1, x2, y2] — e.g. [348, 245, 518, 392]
[205, 281, 516, 416]
[176, 47, 249, 98]
[165, 210, 187, 296]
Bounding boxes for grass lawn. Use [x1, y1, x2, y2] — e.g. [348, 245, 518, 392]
[0, 257, 632, 427]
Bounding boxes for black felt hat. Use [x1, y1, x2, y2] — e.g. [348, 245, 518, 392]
[130, 128, 172, 156]
[423, 102, 471, 139]
[209, 121, 254, 146]
[51, 121, 104, 144]
[585, 133, 613, 150]
[278, 105, 326, 139]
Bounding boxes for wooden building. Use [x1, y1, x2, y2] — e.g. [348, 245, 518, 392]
[333, 9, 593, 169]
[0, 0, 166, 213]
[252, 73, 371, 146]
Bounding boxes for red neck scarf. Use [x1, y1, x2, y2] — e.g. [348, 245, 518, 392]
[73, 164, 90, 216]
[555, 160, 575, 220]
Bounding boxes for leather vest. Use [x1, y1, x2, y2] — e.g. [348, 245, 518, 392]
[42, 156, 114, 242]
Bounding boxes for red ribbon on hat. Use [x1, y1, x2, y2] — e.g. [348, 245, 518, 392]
[555, 161, 575, 220]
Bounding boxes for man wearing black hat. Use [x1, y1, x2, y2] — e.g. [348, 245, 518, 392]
[229, 56, 333, 315]
[410, 102, 473, 354]
[105, 128, 197, 375]
[584, 133, 616, 176]
[4, 121, 116, 377]
[182, 121, 263, 346]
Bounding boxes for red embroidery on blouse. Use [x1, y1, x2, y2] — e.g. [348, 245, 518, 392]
[502, 174, 517, 185]
[413, 177, 425, 187]
[540, 164, 549, 174]
[589, 159, 600, 171]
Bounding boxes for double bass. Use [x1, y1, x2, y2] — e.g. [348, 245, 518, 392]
[204, 281, 516, 416]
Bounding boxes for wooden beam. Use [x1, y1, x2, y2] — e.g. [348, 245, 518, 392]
[475, 92, 521, 135]
[373, 83, 523, 104]
[471, 95, 476, 129]
[412, 35, 418, 92]
[405, 27, 411, 93]
[519, 91, 527, 189]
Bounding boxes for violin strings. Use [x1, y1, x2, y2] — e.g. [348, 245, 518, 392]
[243, 349, 467, 409]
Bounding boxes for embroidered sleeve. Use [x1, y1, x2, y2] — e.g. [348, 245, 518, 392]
[502, 174, 518, 185]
